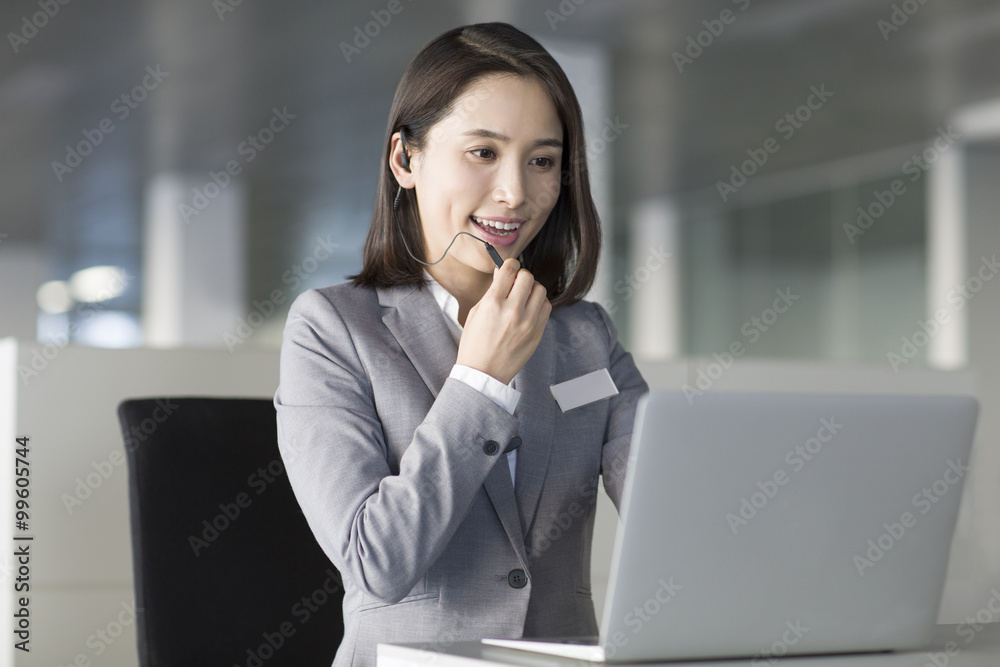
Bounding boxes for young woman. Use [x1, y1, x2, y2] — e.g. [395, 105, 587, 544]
[274, 22, 648, 667]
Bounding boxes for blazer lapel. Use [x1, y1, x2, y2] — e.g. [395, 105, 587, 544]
[512, 323, 557, 539]
[378, 284, 456, 398]
[377, 283, 531, 570]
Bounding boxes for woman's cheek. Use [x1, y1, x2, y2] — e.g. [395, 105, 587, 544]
[531, 174, 561, 212]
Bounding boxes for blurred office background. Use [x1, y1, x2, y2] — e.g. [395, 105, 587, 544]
[2, 1, 1000, 664]
[0, 0, 998, 365]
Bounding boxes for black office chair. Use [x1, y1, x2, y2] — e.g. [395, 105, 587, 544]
[117, 397, 343, 666]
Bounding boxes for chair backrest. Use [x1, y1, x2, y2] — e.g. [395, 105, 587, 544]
[118, 397, 343, 666]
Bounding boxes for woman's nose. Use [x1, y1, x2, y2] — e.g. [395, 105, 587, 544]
[492, 165, 526, 209]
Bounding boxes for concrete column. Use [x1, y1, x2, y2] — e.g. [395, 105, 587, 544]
[926, 145, 967, 369]
[629, 198, 681, 360]
[950, 144, 1000, 616]
[933, 96, 1000, 620]
[142, 172, 246, 347]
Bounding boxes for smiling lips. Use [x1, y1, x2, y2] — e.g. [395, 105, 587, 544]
[469, 215, 524, 246]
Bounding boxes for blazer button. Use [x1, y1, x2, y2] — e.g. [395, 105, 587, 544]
[507, 569, 527, 589]
[483, 440, 499, 455]
[504, 436, 522, 454]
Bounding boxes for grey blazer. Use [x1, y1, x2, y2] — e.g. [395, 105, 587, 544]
[274, 280, 649, 667]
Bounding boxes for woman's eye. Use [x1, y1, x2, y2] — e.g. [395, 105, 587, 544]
[532, 156, 555, 168]
[472, 148, 496, 160]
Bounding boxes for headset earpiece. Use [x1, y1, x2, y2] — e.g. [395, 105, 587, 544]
[393, 127, 410, 210]
[399, 127, 411, 173]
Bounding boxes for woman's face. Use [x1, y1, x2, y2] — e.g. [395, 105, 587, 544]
[406, 74, 563, 276]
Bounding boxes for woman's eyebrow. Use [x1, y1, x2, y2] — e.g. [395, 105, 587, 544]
[461, 128, 562, 149]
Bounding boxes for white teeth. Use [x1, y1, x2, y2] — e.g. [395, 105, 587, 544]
[472, 216, 521, 231]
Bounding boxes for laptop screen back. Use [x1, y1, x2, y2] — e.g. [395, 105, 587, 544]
[600, 392, 978, 662]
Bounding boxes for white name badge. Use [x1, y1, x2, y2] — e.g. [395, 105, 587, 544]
[550, 368, 619, 412]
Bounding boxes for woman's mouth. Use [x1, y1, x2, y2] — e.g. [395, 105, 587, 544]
[469, 215, 522, 247]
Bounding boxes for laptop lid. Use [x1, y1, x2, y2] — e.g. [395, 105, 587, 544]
[598, 391, 978, 663]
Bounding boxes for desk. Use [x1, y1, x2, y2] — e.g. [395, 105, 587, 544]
[379, 624, 1000, 667]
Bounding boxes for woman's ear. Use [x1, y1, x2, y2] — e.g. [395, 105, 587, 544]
[389, 132, 416, 189]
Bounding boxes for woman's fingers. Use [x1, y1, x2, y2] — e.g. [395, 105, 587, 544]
[525, 280, 549, 318]
[456, 258, 552, 385]
[489, 258, 520, 300]
[491, 258, 539, 310]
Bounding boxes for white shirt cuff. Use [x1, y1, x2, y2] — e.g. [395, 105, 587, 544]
[450, 365, 521, 415]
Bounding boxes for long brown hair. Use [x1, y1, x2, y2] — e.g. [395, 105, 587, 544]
[348, 22, 601, 308]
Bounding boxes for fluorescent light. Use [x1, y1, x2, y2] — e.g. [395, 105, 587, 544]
[68, 266, 129, 303]
[36, 280, 74, 314]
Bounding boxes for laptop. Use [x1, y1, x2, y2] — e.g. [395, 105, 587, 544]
[483, 391, 979, 663]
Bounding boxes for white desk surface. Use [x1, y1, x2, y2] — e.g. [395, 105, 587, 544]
[378, 623, 1000, 667]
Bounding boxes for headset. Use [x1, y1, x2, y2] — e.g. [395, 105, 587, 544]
[392, 127, 504, 269]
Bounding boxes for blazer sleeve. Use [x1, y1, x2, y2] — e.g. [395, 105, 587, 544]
[274, 289, 519, 603]
[591, 302, 650, 510]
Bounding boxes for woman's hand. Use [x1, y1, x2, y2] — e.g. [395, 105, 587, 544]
[457, 258, 552, 385]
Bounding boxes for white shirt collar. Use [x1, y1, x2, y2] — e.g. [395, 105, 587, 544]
[423, 270, 463, 345]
